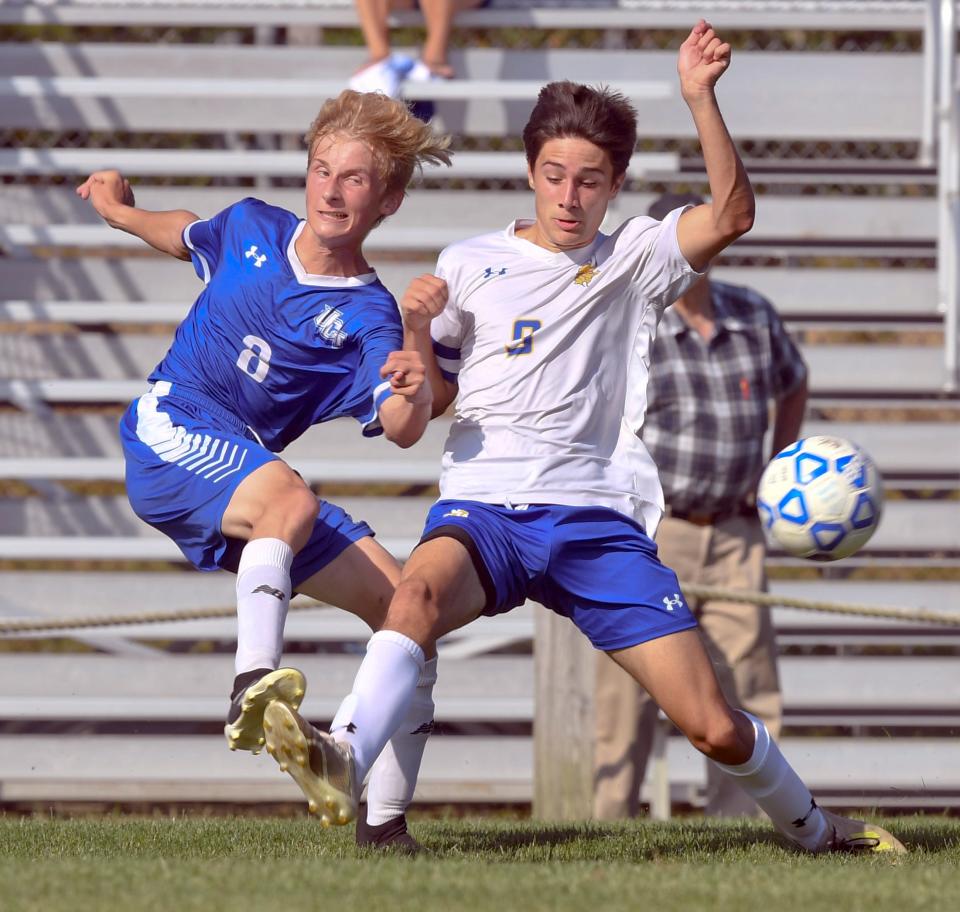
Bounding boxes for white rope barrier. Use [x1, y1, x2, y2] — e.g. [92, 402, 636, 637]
[1, 582, 957, 635]
[681, 583, 960, 627]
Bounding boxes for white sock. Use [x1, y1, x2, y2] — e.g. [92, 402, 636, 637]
[330, 629, 425, 784]
[712, 712, 829, 851]
[234, 538, 293, 676]
[365, 656, 438, 826]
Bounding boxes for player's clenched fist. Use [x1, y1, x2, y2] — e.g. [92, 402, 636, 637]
[76, 170, 136, 225]
[400, 275, 448, 333]
[380, 350, 433, 405]
[678, 19, 731, 99]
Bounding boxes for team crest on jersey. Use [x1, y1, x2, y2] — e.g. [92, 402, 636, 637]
[314, 306, 347, 348]
[573, 263, 599, 286]
[443, 508, 470, 518]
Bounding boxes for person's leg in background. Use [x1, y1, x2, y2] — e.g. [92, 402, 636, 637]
[592, 515, 707, 819]
[350, 0, 414, 97]
[697, 513, 782, 816]
[351, 1, 486, 98]
[593, 655, 659, 818]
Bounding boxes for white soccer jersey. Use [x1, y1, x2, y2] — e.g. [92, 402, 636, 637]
[430, 206, 702, 534]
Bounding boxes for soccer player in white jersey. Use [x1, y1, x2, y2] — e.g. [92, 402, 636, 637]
[77, 90, 450, 850]
[265, 24, 905, 854]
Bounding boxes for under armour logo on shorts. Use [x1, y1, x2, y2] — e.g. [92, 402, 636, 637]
[662, 593, 684, 612]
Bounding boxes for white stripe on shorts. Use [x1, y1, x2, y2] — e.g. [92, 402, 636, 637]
[135, 394, 243, 485]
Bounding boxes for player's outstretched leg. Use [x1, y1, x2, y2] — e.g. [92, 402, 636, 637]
[224, 666, 306, 752]
[611, 630, 907, 855]
[712, 713, 906, 855]
[263, 701, 358, 826]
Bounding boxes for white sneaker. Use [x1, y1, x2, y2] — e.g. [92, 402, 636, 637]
[406, 59, 447, 85]
[348, 54, 414, 98]
[263, 700, 358, 827]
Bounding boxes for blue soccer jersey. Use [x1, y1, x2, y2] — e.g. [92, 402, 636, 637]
[148, 198, 402, 451]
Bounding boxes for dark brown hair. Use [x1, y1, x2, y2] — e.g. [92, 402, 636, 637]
[522, 81, 638, 178]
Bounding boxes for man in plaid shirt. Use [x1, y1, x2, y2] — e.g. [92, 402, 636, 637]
[593, 191, 809, 819]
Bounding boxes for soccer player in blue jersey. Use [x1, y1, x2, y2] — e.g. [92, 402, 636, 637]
[265, 24, 905, 854]
[77, 90, 450, 847]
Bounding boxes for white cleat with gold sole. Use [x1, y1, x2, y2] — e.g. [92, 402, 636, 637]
[223, 667, 306, 753]
[820, 809, 907, 855]
[263, 700, 358, 827]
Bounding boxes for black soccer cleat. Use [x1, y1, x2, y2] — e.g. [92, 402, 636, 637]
[356, 807, 422, 855]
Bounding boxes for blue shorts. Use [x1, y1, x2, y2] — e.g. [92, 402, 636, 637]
[119, 383, 372, 588]
[419, 500, 698, 652]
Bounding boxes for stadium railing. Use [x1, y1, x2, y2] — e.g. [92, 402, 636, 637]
[2, 0, 958, 812]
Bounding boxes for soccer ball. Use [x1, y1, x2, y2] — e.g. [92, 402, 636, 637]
[756, 435, 883, 561]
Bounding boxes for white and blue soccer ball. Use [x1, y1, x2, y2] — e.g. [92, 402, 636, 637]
[756, 435, 883, 561]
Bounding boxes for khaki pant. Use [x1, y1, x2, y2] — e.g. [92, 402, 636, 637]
[593, 513, 782, 819]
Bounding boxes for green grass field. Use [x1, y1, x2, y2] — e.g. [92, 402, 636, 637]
[2, 815, 959, 912]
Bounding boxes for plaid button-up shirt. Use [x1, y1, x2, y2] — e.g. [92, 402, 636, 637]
[642, 281, 807, 515]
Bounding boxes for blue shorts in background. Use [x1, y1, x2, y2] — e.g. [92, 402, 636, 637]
[120, 383, 372, 588]
[419, 500, 698, 652]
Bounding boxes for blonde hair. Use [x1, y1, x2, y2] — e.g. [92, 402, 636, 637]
[305, 90, 452, 194]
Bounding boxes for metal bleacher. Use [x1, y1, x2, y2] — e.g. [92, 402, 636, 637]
[1, 0, 959, 812]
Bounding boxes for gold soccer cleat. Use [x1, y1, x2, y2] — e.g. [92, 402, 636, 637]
[820, 810, 907, 855]
[262, 700, 358, 827]
[223, 667, 306, 752]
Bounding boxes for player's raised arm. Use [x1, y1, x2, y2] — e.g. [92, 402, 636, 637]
[674, 20, 755, 271]
[76, 169, 199, 261]
[398, 274, 457, 419]
[377, 273, 451, 447]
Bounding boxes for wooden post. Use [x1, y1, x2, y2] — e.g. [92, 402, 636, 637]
[533, 608, 597, 820]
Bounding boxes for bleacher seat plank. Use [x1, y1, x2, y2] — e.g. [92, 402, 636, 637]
[0, 735, 955, 806]
[800, 345, 949, 393]
[2, 573, 958, 643]
[0, 1, 928, 31]
[0, 259, 432, 308]
[0, 733, 533, 803]
[0, 653, 954, 724]
[0, 259, 940, 320]
[0, 500, 956, 561]
[0, 44, 925, 141]
[0, 192, 939, 256]
[712, 268, 938, 319]
[0, 343, 948, 397]
[0, 410, 451, 462]
[0, 570, 960, 652]
[0, 653, 533, 721]
[0, 420, 954, 484]
[0, 149, 676, 183]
